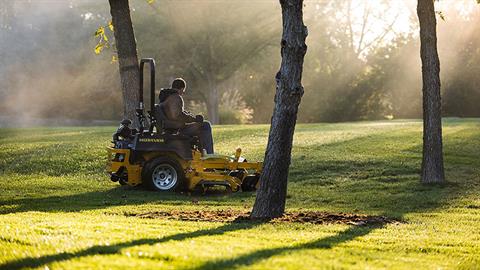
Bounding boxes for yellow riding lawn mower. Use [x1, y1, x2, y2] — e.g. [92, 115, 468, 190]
[107, 58, 262, 193]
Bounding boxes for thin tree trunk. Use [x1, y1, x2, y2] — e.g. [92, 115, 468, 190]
[417, 0, 445, 184]
[109, 0, 140, 125]
[206, 79, 220, 125]
[251, 0, 307, 219]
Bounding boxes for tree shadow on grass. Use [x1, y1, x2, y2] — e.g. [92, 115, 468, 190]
[0, 216, 385, 270]
[0, 220, 262, 270]
[0, 222, 384, 270]
[0, 185, 257, 214]
[186, 224, 384, 270]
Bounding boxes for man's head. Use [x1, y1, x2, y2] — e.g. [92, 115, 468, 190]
[171, 78, 186, 95]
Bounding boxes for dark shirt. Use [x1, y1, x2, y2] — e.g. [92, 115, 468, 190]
[159, 89, 196, 124]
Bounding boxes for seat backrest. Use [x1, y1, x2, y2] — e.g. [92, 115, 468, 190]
[152, 104, 198, 148]
[152, 104, 164, 133]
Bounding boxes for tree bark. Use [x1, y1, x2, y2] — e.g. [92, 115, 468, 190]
[251, 0, 307, 219]
[206, 77, 220, 125]
[109, 0, 140, 125]
[417, 0, 445, 184]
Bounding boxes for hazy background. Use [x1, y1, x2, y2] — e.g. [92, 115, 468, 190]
[0, 0, 479, 126]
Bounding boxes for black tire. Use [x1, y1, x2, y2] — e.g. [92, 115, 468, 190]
[241, 175, 260, 192]
[142, 157, 185, 192]
[119, 179, 128, 186]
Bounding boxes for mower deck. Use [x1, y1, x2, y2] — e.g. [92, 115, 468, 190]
[107, 146, 262, 192]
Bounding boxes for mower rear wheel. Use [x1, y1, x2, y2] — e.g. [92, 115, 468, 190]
[241, 175, 260, 192]
[142, 157, 185, 192]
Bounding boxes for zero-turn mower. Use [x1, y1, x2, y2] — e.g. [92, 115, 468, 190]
[106, 58, 262, 193]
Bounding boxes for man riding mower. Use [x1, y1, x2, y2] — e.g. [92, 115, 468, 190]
[160, 77, 214, 155]
[107, 58, 262, 193]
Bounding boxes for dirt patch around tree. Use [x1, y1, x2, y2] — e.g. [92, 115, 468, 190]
[125, 210, 400, 226]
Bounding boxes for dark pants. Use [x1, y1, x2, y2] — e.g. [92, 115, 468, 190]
[181, 121, 214, 154]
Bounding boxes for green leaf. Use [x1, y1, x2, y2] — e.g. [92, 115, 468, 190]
[147, 0, 155, 4]
[108, 21, 114, 32]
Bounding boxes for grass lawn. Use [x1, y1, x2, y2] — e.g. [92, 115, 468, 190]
[0, 119, 479, 269]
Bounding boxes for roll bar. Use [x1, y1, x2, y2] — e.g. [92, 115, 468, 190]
[139, 58, 156, 114]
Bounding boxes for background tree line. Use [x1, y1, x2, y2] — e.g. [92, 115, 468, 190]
[0, 0, 479, 124]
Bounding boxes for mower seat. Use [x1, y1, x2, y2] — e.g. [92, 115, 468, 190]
[152, 104, 200, 150]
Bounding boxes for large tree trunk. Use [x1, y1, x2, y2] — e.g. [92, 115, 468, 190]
[417, 0, 445, 184]
[109, 0, 140, 125]
[251, 0, 307, 219]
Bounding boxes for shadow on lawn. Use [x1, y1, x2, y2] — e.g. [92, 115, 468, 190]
[186, 224, 384, 270]
[0, 186, 254, 214]
[0, 220, 383, 270]
[0, 220, 261, 270]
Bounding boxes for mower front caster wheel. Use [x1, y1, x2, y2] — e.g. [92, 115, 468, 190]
[142, 157, 185, 192]
[119, 179, 128, 186]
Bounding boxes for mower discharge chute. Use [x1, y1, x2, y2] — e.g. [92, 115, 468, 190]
[107, 58, 262, 193]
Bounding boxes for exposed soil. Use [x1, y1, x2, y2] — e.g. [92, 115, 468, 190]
[125, 210, 399, 226]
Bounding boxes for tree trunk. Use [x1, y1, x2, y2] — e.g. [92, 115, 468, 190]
[109, 0, 140, 125]
[206, 79, 220, 125]
[417, 0, 445, 184]
[251, 0, 307, 219]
